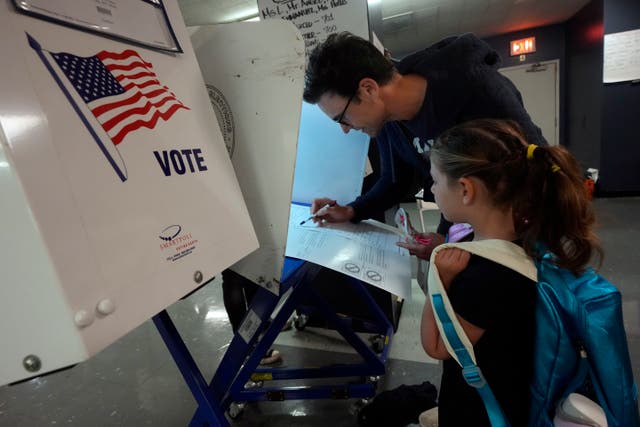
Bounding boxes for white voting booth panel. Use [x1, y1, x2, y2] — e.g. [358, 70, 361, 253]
[257, 0, 370, 205]
[293, 102, 369, 205]
[0, 1, 258, 386]
[190, 21, 305, 294]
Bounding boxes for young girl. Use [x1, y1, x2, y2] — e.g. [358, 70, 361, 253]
[421, 119, 601, 426]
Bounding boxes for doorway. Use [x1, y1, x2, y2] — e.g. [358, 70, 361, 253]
[500, 60, 560, 146]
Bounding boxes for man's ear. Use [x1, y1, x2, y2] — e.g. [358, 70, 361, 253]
[458, 177, 475, 205]
[359, 77, 379, 100]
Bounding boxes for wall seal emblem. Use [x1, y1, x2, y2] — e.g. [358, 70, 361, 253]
[206, 84, 235, 158]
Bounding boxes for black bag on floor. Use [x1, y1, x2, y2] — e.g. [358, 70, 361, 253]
[357, 381, 438, 427]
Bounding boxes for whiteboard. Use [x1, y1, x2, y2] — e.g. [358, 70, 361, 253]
[257, 0, 370, 52]
[604, 29, 640, 83]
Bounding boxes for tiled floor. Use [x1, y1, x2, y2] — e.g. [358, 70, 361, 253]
[1, 199, 638, 426]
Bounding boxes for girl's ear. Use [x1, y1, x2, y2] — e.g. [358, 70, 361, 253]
[458, 177, 475, 205]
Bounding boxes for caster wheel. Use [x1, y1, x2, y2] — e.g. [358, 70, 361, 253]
[294, 314, 308, 331]
[227, 402, 245, 420]
[370, 335, 385, 353]
[367, 375, 380, 390]
[349, 397, 371, 416]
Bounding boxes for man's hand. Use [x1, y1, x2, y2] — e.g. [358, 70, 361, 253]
[310, 197, 355, 223]
[434, 248, 470, 289]
[396, 232, 445, 260]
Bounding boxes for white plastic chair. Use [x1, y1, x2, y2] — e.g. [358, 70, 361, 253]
[415, 189, 439, 233]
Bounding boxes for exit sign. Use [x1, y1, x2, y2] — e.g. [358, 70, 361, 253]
[510, 37, 536, 56]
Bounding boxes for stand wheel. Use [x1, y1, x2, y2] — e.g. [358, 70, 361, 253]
[369, 335, 385, 353]
[294, 314, 309, 331]
[367, 375, 380, 390]
[227, 402, 245, 420]
[349, 397, 371, 417]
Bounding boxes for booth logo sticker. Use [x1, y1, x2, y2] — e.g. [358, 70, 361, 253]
[27, 33, 190, 182]
[159, 225, 182, 242]
[158, 224, 199, 262]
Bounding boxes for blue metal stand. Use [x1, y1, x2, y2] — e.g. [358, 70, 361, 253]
[153, 258, 394, 426]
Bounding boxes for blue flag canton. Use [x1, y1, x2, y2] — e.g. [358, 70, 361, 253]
[52, 52, 125, 103]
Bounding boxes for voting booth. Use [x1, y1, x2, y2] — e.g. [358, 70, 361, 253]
[186, 17, 398, 415]
[256, 0, 406, 331]
[0, 0, 260, 386]
[190, 21, 306, 295]
[179, 1, 407, 424]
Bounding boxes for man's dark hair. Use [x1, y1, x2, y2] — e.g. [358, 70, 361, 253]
[303, 32, 395, 104]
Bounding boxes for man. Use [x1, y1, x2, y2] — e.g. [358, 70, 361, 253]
[303, 32, 546, 259]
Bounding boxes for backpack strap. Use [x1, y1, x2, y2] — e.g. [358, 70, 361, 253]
[428, 240, 537, 427]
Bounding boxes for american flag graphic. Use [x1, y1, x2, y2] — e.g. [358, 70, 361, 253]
[28, 33, 190, 181]
[50, 48, 189, 145]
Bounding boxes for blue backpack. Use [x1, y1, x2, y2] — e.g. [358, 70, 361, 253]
[428, 240, 639, 427]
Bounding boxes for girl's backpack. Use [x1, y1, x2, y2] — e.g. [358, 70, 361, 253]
[428, 240, 639, 427]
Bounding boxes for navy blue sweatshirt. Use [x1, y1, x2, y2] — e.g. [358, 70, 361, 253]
[348, 33, 546, 225]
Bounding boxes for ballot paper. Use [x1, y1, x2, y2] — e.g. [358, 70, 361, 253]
[285, 204, 412, 299]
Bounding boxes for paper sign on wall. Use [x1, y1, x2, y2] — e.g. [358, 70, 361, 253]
[604, 29, 640, 83]
[257, 0, 369, 52]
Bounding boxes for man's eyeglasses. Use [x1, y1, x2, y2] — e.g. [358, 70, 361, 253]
[333, 92, 356, 126]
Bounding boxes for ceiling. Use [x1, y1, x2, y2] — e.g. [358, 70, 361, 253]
[177, 0, 590, 55]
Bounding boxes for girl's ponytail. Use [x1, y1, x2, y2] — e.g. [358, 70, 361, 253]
[514, 144, 601, 274]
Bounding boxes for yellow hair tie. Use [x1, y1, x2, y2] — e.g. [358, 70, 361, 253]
[527, 144, 538, 159]
[551, 164, 561, 173]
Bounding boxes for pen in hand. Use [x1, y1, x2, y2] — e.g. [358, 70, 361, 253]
[299, 201, 337, 225]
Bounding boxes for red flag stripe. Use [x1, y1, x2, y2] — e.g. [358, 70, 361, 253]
[116, 70, 157, 82]
[101, 95, 182, 132]
[110, 103, 189, 145]
[122, 79, 160, 92]
[105, 61, 158, 74]
[97, 50, 153, 68]
[91, 87, 168, 117]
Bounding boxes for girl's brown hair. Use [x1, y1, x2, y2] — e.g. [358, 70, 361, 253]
[430, 119, 601, 274]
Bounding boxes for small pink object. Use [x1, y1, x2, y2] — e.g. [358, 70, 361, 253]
[414, 236, 433, 245]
